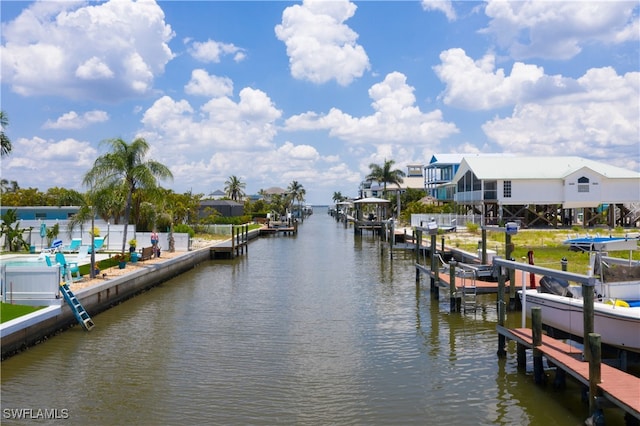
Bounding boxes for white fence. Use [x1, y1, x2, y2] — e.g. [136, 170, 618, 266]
[2, 220, 190, 252]
[198, 224, 233, 235]
[1, 264, 61, 306]
[410, 213, 482, 229]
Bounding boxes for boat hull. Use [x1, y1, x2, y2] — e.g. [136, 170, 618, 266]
[520, 289, 640, 353]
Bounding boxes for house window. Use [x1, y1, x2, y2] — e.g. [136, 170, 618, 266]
[484, 180, 497, 200]
[503, 181, 512, 198]
[578, 176, 589, 193]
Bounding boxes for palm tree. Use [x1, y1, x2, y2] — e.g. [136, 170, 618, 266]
[83, 137, 173, 254]
[1, 111, 12, 157]
[332, 191, 344, 203]
[366, 159, 405, 217]
[287, 180, 305, 218]
[224, 175, 246, 201]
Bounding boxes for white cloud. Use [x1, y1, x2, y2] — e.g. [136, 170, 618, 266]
[44, 110, 109, 129]
[184, 69, 234, 97]
[2, 136, 97, 189]
[480, 0, 640, 60]
[278, 141, 320, 161]
[434, 48, 580, 110]
[481, 67, 639, 169]
[432, 47, 639, 169]
[141, 88, 282, 160]
[285, 71, 459, 145]
[421, 0, 456, 21]
[275, 0, 370, 86]
[0, 0, 174, 100]
[75, 56, 114, 80]
[188, 39, 245, 63]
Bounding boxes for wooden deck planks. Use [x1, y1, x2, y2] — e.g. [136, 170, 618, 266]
[500, 326, 640, 420]
[417, 263, 538, 293]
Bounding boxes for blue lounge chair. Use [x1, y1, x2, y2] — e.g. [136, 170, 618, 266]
[88, 237, 104, 253]
[55, 252, 81, 282]
[42, 239, 63, 254]
[62, 238, 82, 253]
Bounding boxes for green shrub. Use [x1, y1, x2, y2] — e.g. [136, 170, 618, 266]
[466, 222, 479, 233]
[212, 215, 253, 225]
[173, 224, 195, 238]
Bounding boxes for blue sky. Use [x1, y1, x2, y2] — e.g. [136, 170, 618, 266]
[1, 0, 638, 205]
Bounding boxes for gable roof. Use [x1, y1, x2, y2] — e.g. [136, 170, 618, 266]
[200, 199, 243, 207]
[263, 186, 287, 195]
[457, 156, 640, 180]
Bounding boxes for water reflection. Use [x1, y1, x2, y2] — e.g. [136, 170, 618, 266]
[1, 214, 618, 425]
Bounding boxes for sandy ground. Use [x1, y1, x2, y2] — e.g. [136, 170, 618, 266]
[69, 238, 223, 292]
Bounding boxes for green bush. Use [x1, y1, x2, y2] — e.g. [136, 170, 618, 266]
[173, 224, 195, 238]
[466, 222, 479, 233]
[212, 215, 253, 225]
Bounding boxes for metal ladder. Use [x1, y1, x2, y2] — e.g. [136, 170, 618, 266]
[458, 270, 477, 313]
[59, 283, 95, 331]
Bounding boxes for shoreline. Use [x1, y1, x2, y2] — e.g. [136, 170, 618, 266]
[1, 239, 228, 360]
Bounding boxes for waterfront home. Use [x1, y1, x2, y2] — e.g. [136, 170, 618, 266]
[449, 155, 640, 228]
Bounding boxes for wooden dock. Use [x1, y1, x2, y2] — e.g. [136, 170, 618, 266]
[498, 326, 640, 422]
[209, 225, 249, 259]
[258, 221, 297, 236]
[416, 263, 538, 294]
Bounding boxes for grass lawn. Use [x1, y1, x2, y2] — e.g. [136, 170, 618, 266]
[1, 302, 44, 323]
[444, 228, 639, 275]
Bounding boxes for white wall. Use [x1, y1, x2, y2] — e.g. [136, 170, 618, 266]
[5, 220, 191, 252]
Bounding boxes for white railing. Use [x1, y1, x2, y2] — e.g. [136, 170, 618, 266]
[411, 213, 482, 228]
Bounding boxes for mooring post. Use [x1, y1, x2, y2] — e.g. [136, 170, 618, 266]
[245, 224, 248, 254]
[497, 270, 507, 358]
[430, 233, 436, 296]
[505, 233, 516, 310]
[561, 257, 568, 271]
[532, 307, 544, 385]
[449, 261, 457, 312]
[583, 283, 595, 361]
[433, 244, 440, 301]
[481, 228, 487, 264]
[389, 220, 394, 260]
[231, 226, 236, 259]
[415, 229, 422, 287]
[587, 333, 602, 418]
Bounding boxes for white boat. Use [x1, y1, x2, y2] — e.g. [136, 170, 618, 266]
[520, 237, 640, 353]
[520, 284, 640, 353]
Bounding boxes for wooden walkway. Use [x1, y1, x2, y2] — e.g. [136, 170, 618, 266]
[259, 226, 296, 235]
[498, 326, 640, 421]
[416, 263, 539, 294]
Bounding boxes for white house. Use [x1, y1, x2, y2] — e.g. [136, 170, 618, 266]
[360, 164, 425, 199]
[451, 156, 640, 227]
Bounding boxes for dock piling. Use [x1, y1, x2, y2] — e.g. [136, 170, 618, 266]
[588, 333, 602, 419]
[449, 261, 458, 312]
[430, 233, 438, 300]
[532, 307, 545, 385]
[497, 270, 507, 358]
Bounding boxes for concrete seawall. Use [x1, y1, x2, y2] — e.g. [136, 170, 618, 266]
[1, 228, 264, 359]
[1, 248, 211, 359]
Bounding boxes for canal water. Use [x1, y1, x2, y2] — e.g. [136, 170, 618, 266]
[1, 213, 621, 425]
